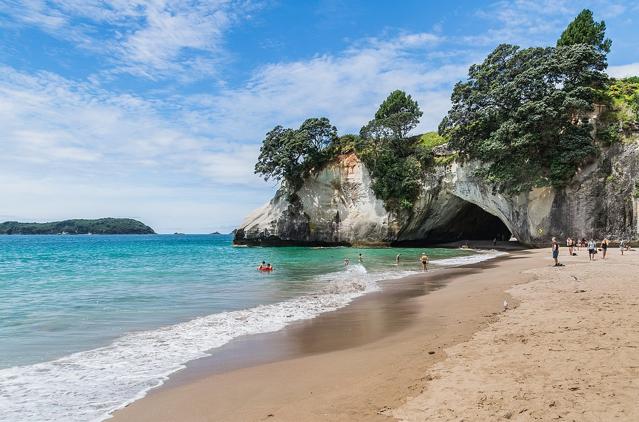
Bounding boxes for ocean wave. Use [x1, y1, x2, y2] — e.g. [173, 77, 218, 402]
[0, 252, 506, 422]
[431, 249, 508, 267]
[0, 265, 392, 422]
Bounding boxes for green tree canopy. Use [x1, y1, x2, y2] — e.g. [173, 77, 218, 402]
[372, 90, 423, 139]
[358, 90, 429, 211]
[557, 9, 612, 54]
[255, 117, 338, 192]
[440, 43, 607, 193]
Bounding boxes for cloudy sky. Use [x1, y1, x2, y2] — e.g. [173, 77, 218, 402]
[0, 0, 637, 233]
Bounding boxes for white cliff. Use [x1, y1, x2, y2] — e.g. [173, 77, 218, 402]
[235, 142, 639, 247]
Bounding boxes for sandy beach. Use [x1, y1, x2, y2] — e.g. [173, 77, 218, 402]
[111, 247, 639, 421]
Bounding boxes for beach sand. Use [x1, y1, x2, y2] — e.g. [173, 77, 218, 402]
[111, 248, 639, 421]
[395, 248, 639, 421]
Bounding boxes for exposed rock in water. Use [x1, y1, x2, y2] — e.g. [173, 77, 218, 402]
[235, 139, 639, 247]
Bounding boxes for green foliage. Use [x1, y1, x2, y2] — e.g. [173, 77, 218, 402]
[255, 117, 338, 193]
[433, 153, 457, 166]
[441, 43, 607, 193]
[595, 123, 621, 145]
[358, 90, 428, 211]
[373, 90, 423, 140]
[606, 77, 639, 122]
[0, 218, 155, 235]
[329, 134, 360, 155]
[593, 77, 639, 145]
[557, 9, 611, 54]
[419, 132, 447, 149]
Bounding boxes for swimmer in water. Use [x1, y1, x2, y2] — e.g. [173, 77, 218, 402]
[358, 253, 363, 262]
[396, 253, 401, 265]
[344, 258, 350, 266]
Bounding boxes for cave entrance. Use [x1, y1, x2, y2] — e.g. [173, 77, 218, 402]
[394, 198, 512, 246]
[425, 200, 511, 242]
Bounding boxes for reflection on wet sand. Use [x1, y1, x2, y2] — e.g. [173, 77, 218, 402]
[162, 264, 489, 389]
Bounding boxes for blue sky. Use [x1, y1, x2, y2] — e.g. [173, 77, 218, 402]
[0, 0, 637, 233]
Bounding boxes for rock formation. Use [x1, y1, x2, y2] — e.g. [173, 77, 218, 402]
[235, 135, 639, 247]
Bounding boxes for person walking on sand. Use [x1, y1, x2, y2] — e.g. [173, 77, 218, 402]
[588, 238, 596, 261]
[601, 238, 609, 259]
[551, 237, 562, 267]
[420, 253, 429, 271]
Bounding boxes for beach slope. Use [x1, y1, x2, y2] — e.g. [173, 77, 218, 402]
[395, 251, 639, 421]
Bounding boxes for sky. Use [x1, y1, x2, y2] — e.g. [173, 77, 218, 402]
[0, 0, 638, 233]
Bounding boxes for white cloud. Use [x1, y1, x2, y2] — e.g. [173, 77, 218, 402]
[0, 65, 264, 186]
[196, 32, 463, 141]
[0, 0, 257, 79]
[0, 30, 467, 231]
[466, 0, 627, 48]
[608, 62, 639, 78]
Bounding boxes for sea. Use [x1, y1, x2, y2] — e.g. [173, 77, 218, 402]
[0, 234, 505, 421]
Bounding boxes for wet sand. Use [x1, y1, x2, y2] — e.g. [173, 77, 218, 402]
[111, 250, 542, 421]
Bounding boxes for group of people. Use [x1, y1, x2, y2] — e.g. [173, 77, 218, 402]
[551, 236, 631, 266]
[346, 252, 429, 270]
[257, 261, 273, 271]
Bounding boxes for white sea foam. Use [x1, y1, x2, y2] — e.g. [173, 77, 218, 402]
[0, 252, 506, 422]
[430, 249, 508, 267]
[0, 264, 397, 422]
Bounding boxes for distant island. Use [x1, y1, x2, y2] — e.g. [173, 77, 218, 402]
[0, 218, 155, 235]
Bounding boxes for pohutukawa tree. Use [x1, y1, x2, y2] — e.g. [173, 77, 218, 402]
[439, 43, 608, 193]
[255, 117, 338, 193]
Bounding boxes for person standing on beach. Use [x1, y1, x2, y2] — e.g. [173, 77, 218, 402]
[601, 238, 609, 259]
[567, 237, 573, 256]
[420, 253, 429, 271]
[620, 239, 626, 255]
[551, 237, 561, 266]
[588, 238, 596, 260]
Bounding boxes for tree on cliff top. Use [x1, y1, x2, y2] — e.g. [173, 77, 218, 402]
[358, 90, 428, 211]
[254, 117, 338, 193]
[373, 90, 422, 140]
[440, 43, 607, 193]
[557, 9, 611, 54]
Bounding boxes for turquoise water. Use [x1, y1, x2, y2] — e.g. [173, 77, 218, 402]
[0, 234, 492, 421]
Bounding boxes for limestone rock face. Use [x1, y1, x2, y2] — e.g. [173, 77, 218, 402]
[235, 142, 639, 247]
[234, 154, 396, 245]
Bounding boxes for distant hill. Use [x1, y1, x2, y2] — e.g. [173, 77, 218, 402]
[0, 218, 155, 235]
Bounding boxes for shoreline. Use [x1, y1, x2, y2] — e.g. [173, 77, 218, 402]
[395, 247, 639, 420]
[111, 249, 541, 421]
